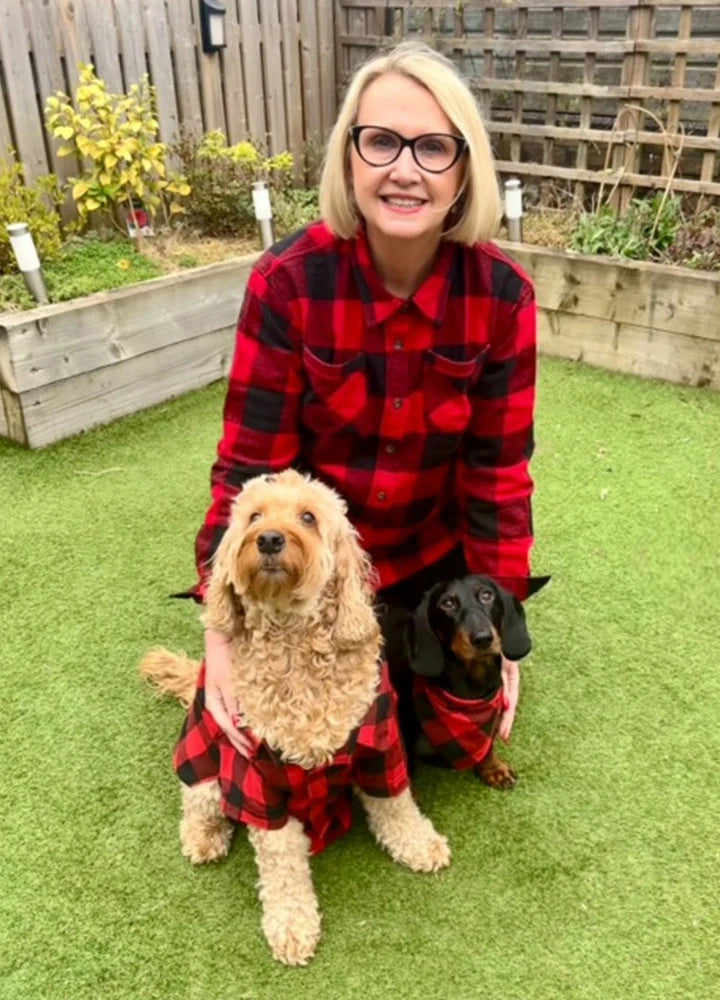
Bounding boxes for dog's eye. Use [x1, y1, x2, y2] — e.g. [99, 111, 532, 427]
[249, 512, 262, 523]
[477, 589, 494, 604]
[439, 596, 457, 611]
[300, 510, 316, 526]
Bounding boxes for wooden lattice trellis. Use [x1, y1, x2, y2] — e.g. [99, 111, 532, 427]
[338, 0, 720, 208]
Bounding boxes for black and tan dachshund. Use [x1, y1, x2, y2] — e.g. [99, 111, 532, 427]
[405, 574, 550, 788]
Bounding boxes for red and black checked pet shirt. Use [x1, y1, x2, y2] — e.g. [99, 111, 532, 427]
[188, 221, 536, 602]
[174, 661, 410, 854]
[413, 675, 508, 770]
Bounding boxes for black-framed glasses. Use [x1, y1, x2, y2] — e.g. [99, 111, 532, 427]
[349, 125, 467, 173]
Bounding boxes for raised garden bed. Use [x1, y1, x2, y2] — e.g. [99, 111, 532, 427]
[497, 240, 720, 391]
[0, 253, 259, 448]
[2, 239, 718, 450]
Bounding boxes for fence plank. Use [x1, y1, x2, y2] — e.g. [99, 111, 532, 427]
[298, 0, 322, 143]
[56, 0, 93, 95]
[141, 0, 181, 142]
[238, 0, 266, 143]
[221, 0, 248, 142]
[0, 0, 48, 184]
[279, 0, 304, 176]
[84, 0, 124, 93]
[113, 0, 148, 90]
[261, 0, 288, 154]
[165, 0, 204, 136]
[316, 0, 336, 134]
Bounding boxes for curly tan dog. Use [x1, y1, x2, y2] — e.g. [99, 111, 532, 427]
[140, 469, 450, 966]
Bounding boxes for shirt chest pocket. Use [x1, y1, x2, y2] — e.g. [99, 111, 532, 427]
[424, 348, 489, 434]
[302, 347, 369, 434]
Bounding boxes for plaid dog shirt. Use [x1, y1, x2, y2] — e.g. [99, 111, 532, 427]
[413, 675, 508, 771]
[174, 661, 409, 854]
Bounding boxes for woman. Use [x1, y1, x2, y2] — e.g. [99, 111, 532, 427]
[186, 41, 537, 754]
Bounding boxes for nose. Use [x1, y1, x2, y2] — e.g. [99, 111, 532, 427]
[389, 144, 422, 179]
[257, 530, 285, 555]
[470, 628, 493, 650]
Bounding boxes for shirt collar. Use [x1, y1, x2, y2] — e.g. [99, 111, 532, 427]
[351, 226, 456, 328]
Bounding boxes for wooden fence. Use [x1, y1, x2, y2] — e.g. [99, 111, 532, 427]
[2, 1, 720, 208]
[338, 0, 720, 207]
[0, 0, 336, 186]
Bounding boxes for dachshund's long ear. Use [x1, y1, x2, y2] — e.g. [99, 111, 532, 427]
[201, 533, 246, 638]
[405, 584, 445, 677]
[332, 527, 379, 649]
[526, 575, 551, 599]
[498, 587, 532, 661]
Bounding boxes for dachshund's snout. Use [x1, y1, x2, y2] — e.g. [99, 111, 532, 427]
[469, 627, 493, 650]
[257, 530, 286, 555]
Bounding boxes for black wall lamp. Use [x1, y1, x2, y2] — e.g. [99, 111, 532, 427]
[199, 0, 227, 54]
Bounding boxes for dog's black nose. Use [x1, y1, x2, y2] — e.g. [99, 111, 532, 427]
[257, 530, 286, 555]
[470, 628, 493, 649]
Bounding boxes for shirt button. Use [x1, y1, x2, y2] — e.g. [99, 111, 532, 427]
[377, 491, 387, 501]
[385, 443, 396, 454]
[392, 398, 403, 409]
[393, 339, 403, 350]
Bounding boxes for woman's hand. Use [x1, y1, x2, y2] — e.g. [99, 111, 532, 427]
[204, 628, 253, 755]
[498, 656, 520, 742]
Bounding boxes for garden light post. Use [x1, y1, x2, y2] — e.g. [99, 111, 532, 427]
[252, 180, 275, 250]
[504, 177, 524, 243]
[6, 223, 49, 304]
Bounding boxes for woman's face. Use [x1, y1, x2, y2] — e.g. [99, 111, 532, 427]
[350, 72, 465, 250]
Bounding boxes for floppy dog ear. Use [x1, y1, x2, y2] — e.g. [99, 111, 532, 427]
[498, 587, 532, 661]
[526, 575, 551, 599]
[202, 534, 246, 638]
[332, 527, 379, 649]
[405, 584, 446, 677]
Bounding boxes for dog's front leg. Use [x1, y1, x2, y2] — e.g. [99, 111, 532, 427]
[356, 787, 451, 872]
[247, 818, 321, 966]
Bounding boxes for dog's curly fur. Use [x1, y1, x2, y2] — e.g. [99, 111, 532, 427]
[140, 469, 450, 966]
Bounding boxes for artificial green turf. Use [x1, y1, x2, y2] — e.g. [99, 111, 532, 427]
[2, 356, 719, 1000]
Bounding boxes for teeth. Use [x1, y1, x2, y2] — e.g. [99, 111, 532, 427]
[384, 197, 423, 207]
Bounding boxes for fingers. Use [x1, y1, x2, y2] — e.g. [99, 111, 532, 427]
[498, 706, 516, 744]
[205, 690, 254, 755]
[500, 658, 521, 742]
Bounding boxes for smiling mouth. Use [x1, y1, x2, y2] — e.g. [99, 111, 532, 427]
[381, 196, 427, 209]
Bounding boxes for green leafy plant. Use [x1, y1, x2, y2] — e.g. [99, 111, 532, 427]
[571, 194, 682, 261]
[45, 64, 191, 231]
[0, 156, 66, 273]
[174, 128, 317, 238]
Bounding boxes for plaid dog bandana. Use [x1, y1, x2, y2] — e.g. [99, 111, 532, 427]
[174, 661, 409, 854]
[413, 675, 508, 771]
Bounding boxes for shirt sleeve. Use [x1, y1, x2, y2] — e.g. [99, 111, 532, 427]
[192, 258, 306, 599]
[457, 267, 537, 600]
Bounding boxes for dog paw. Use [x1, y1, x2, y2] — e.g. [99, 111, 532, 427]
[180, 818, 233, 864]
[479, 759, 518, 790]
[264, 910, 322, 966]
[407, 829, 452, 873]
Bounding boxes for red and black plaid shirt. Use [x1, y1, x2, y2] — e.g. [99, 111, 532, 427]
[413, 675, 508, 771]
[174, 661, 409, 854]
[192, 221, 536, 600]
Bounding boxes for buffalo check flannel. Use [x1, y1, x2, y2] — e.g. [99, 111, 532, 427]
[174, 661, 409, 854]
[413, 675, 508, 770]
[190, 221, 536, 601]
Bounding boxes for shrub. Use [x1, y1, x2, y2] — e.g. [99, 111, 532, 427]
[45, 64, 190, 231]
[0, 157, 65, 273]
[174, 129, 317, 238]
[571, 194, 682, 261]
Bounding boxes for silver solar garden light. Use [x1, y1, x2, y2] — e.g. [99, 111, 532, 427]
[6, 223, 49, 304]
[252, 180, 275, 250]
[503, 178, 524, 243]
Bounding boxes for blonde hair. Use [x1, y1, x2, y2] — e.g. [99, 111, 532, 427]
[319, 41, 501, 245]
